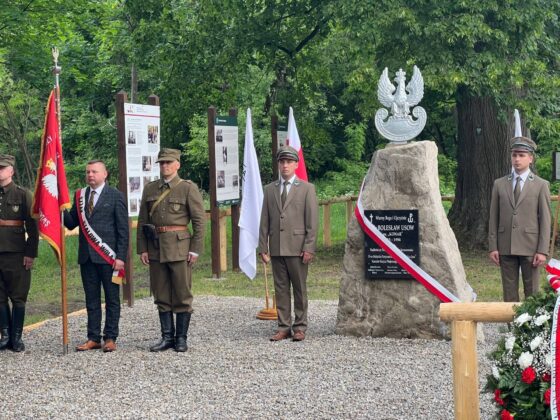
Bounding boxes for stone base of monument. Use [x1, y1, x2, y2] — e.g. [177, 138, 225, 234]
[335, 141, 475, 339]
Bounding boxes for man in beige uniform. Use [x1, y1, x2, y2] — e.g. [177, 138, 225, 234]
[259, 146, 318, 342]
[0, 154, 38, 352]
[137, 148, 205, 352]
[489, 136, 551, 301]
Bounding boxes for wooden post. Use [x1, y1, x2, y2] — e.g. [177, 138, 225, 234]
[115, 90, 134, 307]
[323, 203, 331, 247]
[346, 199, 354, 225]
[220, 211, 227, 272]
[451, 320, 479, 420]
[208, 106, 221, 278]
[439, 302, 518, 419]
[271, 114, 279, 180]
[230, 108, 240, 271]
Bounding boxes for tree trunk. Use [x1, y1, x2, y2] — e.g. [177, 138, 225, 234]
[448, 86, 511, 249]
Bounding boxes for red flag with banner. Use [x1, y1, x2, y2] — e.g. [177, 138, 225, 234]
[32, 90, 71, 264]
[286, 107, 308, 181]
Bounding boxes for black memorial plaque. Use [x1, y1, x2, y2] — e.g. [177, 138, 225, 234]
[364, 210, 420, 279]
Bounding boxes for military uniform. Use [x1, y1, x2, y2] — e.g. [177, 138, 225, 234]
[0, 154, 39, 352]
[137, 148, 205, 352]
[488, 136, 552, 301]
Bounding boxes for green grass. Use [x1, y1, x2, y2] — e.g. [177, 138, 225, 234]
[25, 201, 518, 325]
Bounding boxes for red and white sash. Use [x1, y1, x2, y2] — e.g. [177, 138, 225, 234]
[354, 180, 460, 303]
[546, 260, 560, 419]
[76, 188, 125, 283]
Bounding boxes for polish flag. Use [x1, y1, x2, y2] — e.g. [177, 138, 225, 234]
[32, 90, 71, 265]
[286, 107, 308, 181]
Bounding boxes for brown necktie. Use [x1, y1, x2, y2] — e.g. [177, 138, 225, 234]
[281, 181, 289, 207]
[87, 190, 96, 215]
[514, 176, 521, 204]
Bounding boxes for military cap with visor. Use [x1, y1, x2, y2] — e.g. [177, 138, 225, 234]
[510, 136, 537, 154]
[276, 146, 299, 162]
[156, 148, 181, 163]
[0, 154, 15, 167]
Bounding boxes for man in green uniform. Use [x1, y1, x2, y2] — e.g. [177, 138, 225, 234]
[137, 148, 205, 352]
[0, 154, 39, 352]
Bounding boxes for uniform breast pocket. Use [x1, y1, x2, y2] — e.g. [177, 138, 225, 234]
[146, 195, 159, 213]
[6, 199, 23, 219]
[168, 198, 186, 214]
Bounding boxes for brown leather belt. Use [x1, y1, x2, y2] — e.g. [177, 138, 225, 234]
[0, 219, 24, 227]
[156, 225, 187, 233]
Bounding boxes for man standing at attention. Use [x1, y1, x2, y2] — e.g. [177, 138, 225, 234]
[259, 146, 318, 342]
[489, 136, 551, 301]
[64, 160, 129, 352]
[0, 154, 38, 352]
[137, 148, 205, 352]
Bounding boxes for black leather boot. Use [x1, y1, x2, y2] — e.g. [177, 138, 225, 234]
[174, 312, 191, 352]
[149, 311, 175, 352]
[0, 304, 11, 350]
[11, 305, 25, 352]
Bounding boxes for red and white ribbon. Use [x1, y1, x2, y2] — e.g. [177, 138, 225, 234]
[76, 189, 125, 282]
[546, 259, 560, 419]
[354, 180, 460, 303]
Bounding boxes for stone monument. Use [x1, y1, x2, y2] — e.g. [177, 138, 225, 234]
[336, 67, 475, 339]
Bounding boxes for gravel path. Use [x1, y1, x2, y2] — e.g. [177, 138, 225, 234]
[1, 296, 501, 419]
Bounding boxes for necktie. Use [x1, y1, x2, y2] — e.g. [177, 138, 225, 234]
[281, 181, 289, 207]
[87, 190, 96, 215]
[514, 176, 521, 204]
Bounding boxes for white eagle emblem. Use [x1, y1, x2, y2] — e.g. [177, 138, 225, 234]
[42, 174, 59, 199]
[375, 65, 427, 144]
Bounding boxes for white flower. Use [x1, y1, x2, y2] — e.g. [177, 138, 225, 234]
[505, 336, 516, 352]
[535, 314, 551, 326]
[546, 353, 553, 368]
[492, 365, 500, 380]
[518, 352, 534, 369]
[514, 313, 533, 326]
[530, 336, 543, 351]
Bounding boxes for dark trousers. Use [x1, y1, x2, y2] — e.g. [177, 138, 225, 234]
[500, 255, 540, 302]
[271, 256, 308, 332]
[149, 260, 193, 313]
[0, 252, 31, 307]
[80, 260, 120, 342]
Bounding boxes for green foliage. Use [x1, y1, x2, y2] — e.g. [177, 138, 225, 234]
[438, 154, 457, 195]
[1, 0, 560, 211]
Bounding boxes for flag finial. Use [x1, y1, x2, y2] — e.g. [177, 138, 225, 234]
[514, 109, 522, 138]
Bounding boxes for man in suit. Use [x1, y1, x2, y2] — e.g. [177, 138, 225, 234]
[489, 136, 551, 302]
[64, 160, 129, 352]
[137, 148, 205, 352]
[0, 154, 38, 352]
[259, 146, 318, 342]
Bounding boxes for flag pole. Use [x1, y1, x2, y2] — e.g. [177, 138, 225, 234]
[256, 262, 277, 320]
[52, 47, 69, 355]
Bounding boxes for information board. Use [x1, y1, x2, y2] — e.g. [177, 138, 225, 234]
[124, 102, 160, 216]
[215, 116, 239, 206]
[364, 210, 420, 279]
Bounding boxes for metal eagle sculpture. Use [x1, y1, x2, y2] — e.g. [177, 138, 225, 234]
[375, 66, 427, 144]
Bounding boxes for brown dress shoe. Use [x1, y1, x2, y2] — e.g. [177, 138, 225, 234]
[292, 330, 305, 341]
[75, 340, 101, 351]
[103, 339, 117, 353]
[270, 330, 292, 341]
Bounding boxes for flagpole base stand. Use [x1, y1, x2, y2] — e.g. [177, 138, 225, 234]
[256, 308, 277, 320]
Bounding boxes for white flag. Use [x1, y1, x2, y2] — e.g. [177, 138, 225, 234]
[514, 109, 522, 137]
[238, 108, 263, 279]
